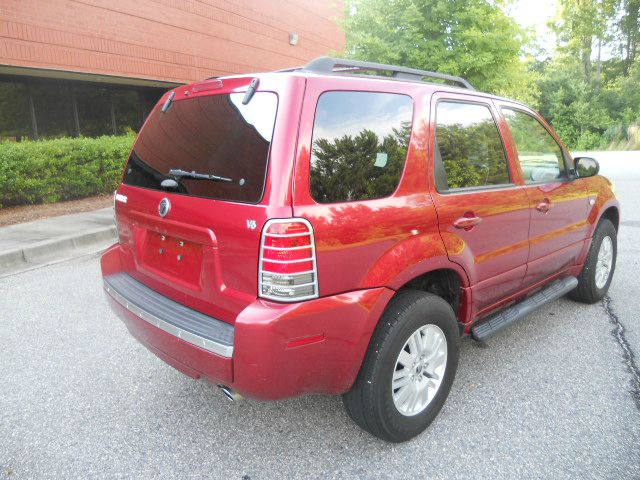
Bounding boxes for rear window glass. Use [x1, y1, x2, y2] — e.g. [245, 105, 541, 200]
[122, 92, 277, 203]
[310, 91, 413, 203]
[434, 101, 510, 191]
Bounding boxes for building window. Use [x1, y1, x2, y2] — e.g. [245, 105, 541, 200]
[31, 80, 76, 138]
[0, 76, 166, 141]
[76, 85, 112, 137]
[113, 89, 140, 134]
[0, 81, 31, 141]
[139, 89, 160, 120]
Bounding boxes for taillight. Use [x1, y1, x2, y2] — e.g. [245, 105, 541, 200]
[113, 190, 127, 244]
[259, 218, 319, 302]
[113, 190, 121, 244]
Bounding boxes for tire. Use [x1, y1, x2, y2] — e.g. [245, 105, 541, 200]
[569, 218, 617, 304]
[342, 289, 460, 442]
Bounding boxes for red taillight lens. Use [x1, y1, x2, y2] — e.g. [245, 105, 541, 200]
[264, 235, 311, 248]
[266, 222, 309, 235]
[261, 260, 314, 274]
[262, 247, 312, 262]
[259, 219, 319, 302]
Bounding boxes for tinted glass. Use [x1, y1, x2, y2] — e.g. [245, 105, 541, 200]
[31, 80, 76, 138]
[310, 91, 413, 203]
[76, 85, 112, 136]
[0, 80, 31, 140]
[123, 92, 277, 203]
[435, 101, 510, 191]
[502, 108, 565, 183]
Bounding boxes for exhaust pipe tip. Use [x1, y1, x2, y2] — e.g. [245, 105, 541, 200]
[218, 385, 244, 402]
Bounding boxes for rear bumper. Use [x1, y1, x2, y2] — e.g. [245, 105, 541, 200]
[101, 244, 394, 400]
[104, 273, 234, 358]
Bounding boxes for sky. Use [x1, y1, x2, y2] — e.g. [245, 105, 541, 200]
[507, 0, 619, 60]
[507, 0, 558, 56]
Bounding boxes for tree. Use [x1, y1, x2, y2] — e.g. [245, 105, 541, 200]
[619, 0, 640, 74]
[550, 0, 617, 83]
[536, 59, 614, 148]
[341, 0, 640, 150]
[341, 0, 538, 103]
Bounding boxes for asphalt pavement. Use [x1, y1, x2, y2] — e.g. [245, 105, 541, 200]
[1, 153, 640, 479]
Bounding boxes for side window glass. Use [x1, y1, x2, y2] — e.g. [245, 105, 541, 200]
[310, 91, 413, 203]
[502, 108, 566, 183]
[435, 101, 510, 191]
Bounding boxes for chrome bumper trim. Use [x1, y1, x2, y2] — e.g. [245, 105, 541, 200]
[104, 279, 234, 358]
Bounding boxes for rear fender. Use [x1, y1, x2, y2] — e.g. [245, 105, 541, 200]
[362, 232, 470, 290]
[361, 232, 473, 325]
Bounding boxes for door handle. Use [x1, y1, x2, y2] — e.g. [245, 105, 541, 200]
[453, 215, 482, 230]
[536, 199, 552, 213]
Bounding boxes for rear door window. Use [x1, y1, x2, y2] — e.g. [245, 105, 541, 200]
[123, 92, 277, 203]
[434, 101, 511, 192]
[501, 108, 566, 183]
[309, 91, 413, 203]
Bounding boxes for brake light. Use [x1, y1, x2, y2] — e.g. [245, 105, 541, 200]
[259, 218, 319, 302]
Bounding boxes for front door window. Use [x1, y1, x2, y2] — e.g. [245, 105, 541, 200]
[501, 108, 566, 183]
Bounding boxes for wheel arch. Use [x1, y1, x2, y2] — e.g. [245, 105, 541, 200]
[395, 268, 471, 330]
[600, 205, 619, 231]
[577, 200, 620, 275]
[344, 266, 470, 395]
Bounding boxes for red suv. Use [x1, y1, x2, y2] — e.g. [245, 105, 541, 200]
[102, 57, 619, 442]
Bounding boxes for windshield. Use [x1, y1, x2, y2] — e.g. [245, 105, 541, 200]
[122, 91, 278, 203]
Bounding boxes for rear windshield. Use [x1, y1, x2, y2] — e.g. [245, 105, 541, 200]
[122, 92, 278, 203]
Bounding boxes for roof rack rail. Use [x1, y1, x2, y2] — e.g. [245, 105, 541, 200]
[275, 66, 302, 73]
[302, 56, 475, 91]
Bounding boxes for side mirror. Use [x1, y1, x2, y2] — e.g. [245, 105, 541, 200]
[574, 157, 600, 178]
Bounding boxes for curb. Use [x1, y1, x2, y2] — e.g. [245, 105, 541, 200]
[0, 226, 117, 275]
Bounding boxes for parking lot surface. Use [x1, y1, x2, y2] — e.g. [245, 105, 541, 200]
[2, 153, 639, 479]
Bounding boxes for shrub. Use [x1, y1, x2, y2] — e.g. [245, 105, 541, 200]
[0, 134, 135, 208]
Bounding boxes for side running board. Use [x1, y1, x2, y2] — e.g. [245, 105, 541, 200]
[471, 277, 578, 342]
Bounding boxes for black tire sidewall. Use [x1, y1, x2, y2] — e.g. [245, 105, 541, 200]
[583, 219, 617, 301]
[369, 292, 460, 441]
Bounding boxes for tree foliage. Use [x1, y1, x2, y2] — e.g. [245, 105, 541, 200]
[620, 0, 640, 73]
[550, 0, 617, 81]
[540, 0, 640, 148]
[341, 0, 640, 150]
[342, 0, 538, 103]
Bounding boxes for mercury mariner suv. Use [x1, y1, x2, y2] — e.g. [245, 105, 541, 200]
[101, 57, 619, 442]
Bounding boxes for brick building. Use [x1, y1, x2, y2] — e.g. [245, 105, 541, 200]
[0, 0, 344, 140]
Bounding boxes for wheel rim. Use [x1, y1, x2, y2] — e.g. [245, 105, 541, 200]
[391, 324, 448, 417]
[595, 235, 613, 289]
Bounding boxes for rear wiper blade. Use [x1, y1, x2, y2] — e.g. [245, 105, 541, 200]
[169, 169, 232, 183]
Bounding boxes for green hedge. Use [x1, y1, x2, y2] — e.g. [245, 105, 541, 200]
[0, 134, 135, 208]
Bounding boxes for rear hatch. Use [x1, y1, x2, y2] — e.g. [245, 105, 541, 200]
[113, 75, 304, 324]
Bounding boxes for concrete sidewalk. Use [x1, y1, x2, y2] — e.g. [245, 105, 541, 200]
[0, 207, 116, 276]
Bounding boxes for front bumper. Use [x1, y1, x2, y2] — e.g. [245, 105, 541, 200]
[102, 246, 394, 400]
